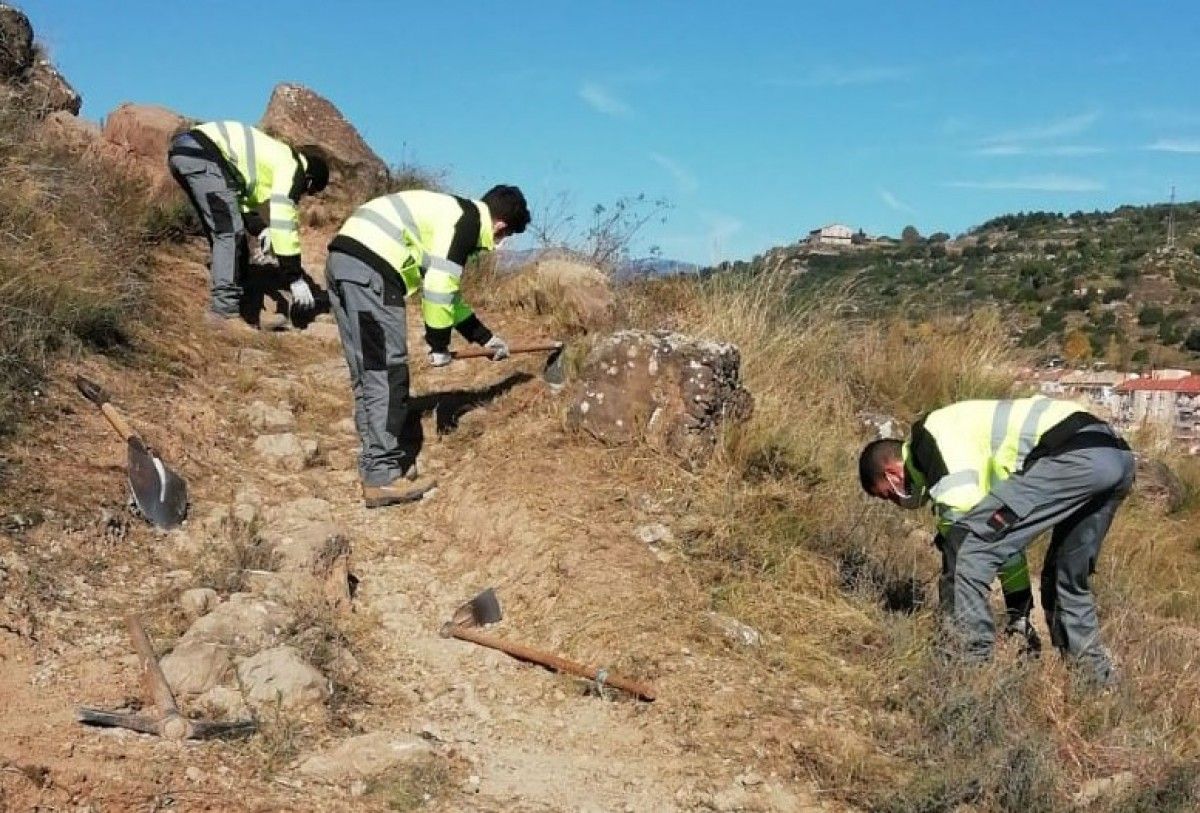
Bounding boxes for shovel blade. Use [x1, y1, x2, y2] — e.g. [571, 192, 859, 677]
[127, 437, 189, 529]
[542, 346, 566, 387]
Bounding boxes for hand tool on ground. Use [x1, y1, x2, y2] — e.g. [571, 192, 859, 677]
[76, 615, 256, 741]
[75, 375, 189, 529]
[449, 340, 566, 386]
[440, 588, 656, 701]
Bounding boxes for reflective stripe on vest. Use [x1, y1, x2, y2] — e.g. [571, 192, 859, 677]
[915, 397, 1085, 518]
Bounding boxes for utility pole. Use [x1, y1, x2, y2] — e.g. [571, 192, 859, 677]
[1166, 185, 1177, 251]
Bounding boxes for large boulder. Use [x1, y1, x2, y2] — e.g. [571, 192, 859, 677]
[259, 83, 387, 195]
[0, 5, 79, 115]
[568, 330, 754, 468]
[102, 102, 190, 162]
[24, 56, 79, 114]
[98, 102, 190, 193]
[0, 4, 34, 79]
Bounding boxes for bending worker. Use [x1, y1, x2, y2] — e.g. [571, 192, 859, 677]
[167, 121, 328, 329]
[325, 185, 530, 508]
[858, 397, 1134, 686]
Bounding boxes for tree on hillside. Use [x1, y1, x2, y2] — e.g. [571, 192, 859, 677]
[1063, 329, 1092, 363]
[901, 225, 921, 245]
[1186, 329, 1200, 354]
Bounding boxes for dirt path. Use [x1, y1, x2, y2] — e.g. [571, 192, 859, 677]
[0, 244, 841, 812]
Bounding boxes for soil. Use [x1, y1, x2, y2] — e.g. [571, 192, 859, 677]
[0, 231, 843, 812]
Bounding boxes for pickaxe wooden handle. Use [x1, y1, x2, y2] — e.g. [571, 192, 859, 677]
[450, 341, 563, 360]
[448, 625, 656, 701]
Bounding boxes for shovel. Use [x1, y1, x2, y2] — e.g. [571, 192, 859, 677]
[450, 340, 566, 387]
[75, 376, 189, 530]
[440, 588, 656, 701]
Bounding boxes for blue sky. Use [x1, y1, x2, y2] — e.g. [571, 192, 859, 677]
[21, 1, 1200, 265]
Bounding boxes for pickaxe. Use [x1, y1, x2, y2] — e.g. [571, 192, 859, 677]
[76, 615, 255, 741]
[440, 588, 656, 701]
[449, 341, 566, 387]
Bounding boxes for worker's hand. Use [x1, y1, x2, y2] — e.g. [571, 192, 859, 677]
[484, 335, 510, 361]
[429, 351, 452, 368]
[258, 230, 273, 255]
[289, 279, 315, 310]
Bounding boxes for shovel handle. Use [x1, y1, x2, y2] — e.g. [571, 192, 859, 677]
[450, 626, 656, 701]
[450, 341, 563, 360]
[99, 403, 136, 442]
[76, 376, 136, 441]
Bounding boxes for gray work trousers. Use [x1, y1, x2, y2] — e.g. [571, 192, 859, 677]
[946, 426, 1134, 683]
[326, 251, 415, 486]
[167, 136, 244, 315]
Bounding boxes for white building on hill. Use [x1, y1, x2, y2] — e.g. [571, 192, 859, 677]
[807, 224, 853, 246]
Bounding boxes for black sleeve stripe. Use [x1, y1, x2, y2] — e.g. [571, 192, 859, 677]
[909, 415, 949, 488]
[446, 196, 481, 266]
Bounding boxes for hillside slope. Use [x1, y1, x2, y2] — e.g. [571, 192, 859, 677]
[723, 203, 1200, 369]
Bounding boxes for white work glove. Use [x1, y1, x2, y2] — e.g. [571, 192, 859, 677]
[248, 230, 277, 266]
[258, 230, 272, 255]
[429, 351, 452, 367]
[289, 278, 315, 310]
[485, 335, 510, 361]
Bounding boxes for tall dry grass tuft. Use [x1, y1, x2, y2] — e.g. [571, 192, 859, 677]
[615, 266, 1200, 807]
[0, 95, 170, 434]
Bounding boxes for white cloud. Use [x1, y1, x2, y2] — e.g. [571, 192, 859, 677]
[945, 175, 1104, 192]
[879, 188, 916, 215]
[981, 111, 1100, 144]
[579, 82, 632, 118]
[1145, 138, 1200, 154]
[649, 152, 698, 194]
[975, 144, 1107, 157]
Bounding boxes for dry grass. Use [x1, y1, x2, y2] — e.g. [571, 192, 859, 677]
[0, 94, 180, 435]
[610, 266, 1200, 809]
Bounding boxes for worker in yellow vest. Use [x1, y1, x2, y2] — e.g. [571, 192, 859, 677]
[325, 185, 530, 508]
[859, 397, 1134, 686]
[167, 121, 329, 330]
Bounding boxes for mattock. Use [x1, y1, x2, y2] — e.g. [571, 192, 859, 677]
[76, 615, 256, 741]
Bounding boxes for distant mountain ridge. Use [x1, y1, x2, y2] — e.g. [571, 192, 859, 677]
[493, 248, 700, 278]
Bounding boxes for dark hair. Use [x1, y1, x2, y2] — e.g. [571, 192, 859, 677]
[481, 184, 530, 234]
[858, 438, 902, 493]
[299, 147, 329, 194]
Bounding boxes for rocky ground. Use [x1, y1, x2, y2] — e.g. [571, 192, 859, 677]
[0, 230, 844, 812]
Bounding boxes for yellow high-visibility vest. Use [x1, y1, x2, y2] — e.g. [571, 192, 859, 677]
[333, 190, 494, 331]
[904, 396, 1087, 527]
[193, 121, 305, 257]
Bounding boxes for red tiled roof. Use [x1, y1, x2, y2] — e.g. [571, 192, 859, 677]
[1116, 375, 1200, 393]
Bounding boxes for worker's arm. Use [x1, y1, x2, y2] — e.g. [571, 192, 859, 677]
[421, 255, 493, 353]
[267, 162, 305, 282]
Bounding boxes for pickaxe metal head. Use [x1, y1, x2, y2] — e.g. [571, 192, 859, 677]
[440, 587, 503, 637]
